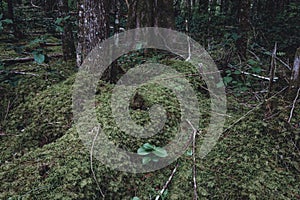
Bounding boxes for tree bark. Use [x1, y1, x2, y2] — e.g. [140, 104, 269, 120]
[76, 0, 109, 66]
[7, 0, 23, 38]
[58, 0, 76, 61]
[127, 0, 174, 29]
[290, 47, 300, 88]
[236, 0, 250, 60]
[198, 0, 209, 14]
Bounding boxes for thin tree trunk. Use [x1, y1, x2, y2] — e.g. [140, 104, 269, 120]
[58, 0, 75, 61]
[236, 0, 250, 60]
[198, 0, 209, 14]
[127, 0, 174, 29]
[290, 47, 300, 88]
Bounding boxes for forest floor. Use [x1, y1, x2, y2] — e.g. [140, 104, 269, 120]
[0, 34, 300, 200]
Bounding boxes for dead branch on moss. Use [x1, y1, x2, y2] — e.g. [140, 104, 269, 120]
[90, 126, 105, 198]
[186, 119, 199, 200]
[155, 163, 179, 200]
[288, 87, 300, 123]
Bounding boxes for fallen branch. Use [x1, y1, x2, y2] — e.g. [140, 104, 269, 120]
[155, 163, 179, 200]
[2, 53, 63, 65]
[0, 70, 39, 76]
[228, 64, 278, 82]
[90, 126, 105, 198]
[288, 87, 300, 123]
[42, 43, 62, 47]
[186, 120, 199, 200]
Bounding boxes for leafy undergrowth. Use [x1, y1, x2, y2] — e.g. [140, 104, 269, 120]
[0, 60, 299, 199]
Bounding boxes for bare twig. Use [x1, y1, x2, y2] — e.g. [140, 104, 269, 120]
[90, 126, 105, 198]
[267, 43, 277, 98]
[124, 0, 130, 9]
[275, 55, 292, 70]
[31, 0, 41, 8]
[247, 49, 260, 61]
[186, 120, 199, 200]
[257, 45, 291, 70]
[185, 34, 191, 61]
[4, 100, 11, 121]
[288, 87, 300, 123]
[228, 64, 278, 82]
[155, 163, 179, 200]
[0, 70, 39, 76]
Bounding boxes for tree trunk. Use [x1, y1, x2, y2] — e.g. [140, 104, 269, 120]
[236, 0, 250, 60]
[7, 0, 23, 38]
[127, 0, 174, 29]
[76, 0, 109, 66]
[198, 0, 209, 14]
[109, 0, 124, 83]
[58, 0, 75, 61]
[290, 47, 300, 88]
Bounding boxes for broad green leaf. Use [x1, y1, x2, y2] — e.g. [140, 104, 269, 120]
[137, 147, 150, 155]
[55, 17, 63, 24]
[153, 147, 168, 157]
[33, 52, 45, 64]
[223, 76, 233, 84]
[142, 156, 151, 165]
[64, 15, 71, 20]
[142, 143, 154, 150]
[247, 58, 257, 65]
[233, 70, 241, 75]
[251, 66, 262, 73]
[231, 33, 239, 41]
[186, 150, 193, 156]
[132, 197, 140, 200]
[2, 19, 13, 24]
[56, 26, 64, 33]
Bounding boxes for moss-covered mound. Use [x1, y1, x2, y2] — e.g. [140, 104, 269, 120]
[0, 60, 299, 199]
[0, 60, 77, 123]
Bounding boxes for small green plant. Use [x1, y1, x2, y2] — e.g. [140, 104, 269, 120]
[28, 37, 49, 64]
[137, 143, 168, 164]
[54, 15, 71, 32]
[131, 197, 140, 200]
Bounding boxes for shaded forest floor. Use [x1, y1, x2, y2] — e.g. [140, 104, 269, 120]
[0, 34, 300, 200]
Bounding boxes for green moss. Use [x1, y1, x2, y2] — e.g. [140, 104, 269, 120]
[1, 74, 75, 162]
[0, 60, 76, 122]
[0, 59, 299, 199]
